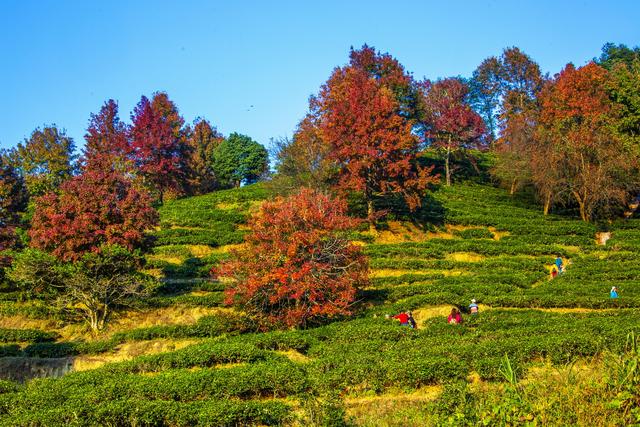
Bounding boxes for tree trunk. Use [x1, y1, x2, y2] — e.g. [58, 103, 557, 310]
[445, 141, 451, 186]
[367, 198, 375, 233]
[543, 192, 551, 215]
[89, 310, 99, 333]
[571, 190, 589, 222]
[510, 179, 517, 196]
[579, 203, 588, 222]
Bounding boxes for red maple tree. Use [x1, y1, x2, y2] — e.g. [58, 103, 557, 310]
[29, 167, 158, 261]
[82, 100, 130, 170]
[130, 95, 186, 202]
[216, 189, 368, 329]
[422, 78, 487, 186]
[316, 60, 437, 227]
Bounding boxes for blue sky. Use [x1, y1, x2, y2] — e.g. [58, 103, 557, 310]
[1, 0, 638, 151]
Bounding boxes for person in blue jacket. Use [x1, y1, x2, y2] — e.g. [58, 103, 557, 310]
[610, 286, 619, 299]
[555, 256, 564, 274]
[469, 299, 479, 315]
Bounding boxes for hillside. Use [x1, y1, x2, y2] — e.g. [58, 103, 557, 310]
[0, 182, 639, 425]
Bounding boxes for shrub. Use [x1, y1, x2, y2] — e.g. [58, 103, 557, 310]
[218, 189, 368, 328]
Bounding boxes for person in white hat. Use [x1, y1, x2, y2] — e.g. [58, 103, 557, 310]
[469, 299, 479, 315]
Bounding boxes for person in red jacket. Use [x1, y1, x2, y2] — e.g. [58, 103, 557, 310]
[447, 307, 463, 324]
[391, 311, 410, 326]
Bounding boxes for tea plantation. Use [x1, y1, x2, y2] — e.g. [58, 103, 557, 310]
[1, 182, 639, 426]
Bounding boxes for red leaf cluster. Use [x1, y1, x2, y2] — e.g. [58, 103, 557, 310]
[423, 78, 487, 147]
[29, 167, 158, 261]
[316, 50, 437, 216]
[130, 95, 186, 202]
[217, 189, 368, 329]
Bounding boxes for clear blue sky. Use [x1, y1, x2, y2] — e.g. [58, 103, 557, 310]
[1, 0, 638, 151]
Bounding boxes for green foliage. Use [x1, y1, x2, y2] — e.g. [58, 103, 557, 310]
[212, 133, 269, 187]
[453, 227, 494, 239]
[3, 181, 640, 425]
[0, 328, 57, 343]
[3, 126, 76, 196]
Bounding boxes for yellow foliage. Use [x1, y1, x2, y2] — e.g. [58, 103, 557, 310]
[344, 386, 442, 426]
[73, 339, 198, 371]
[277, 350, 311, 363]
[186, 245, 214, 257]
[445, 252, 485, 262]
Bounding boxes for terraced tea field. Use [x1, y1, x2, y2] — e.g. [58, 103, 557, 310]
[0, 183, 639, 425]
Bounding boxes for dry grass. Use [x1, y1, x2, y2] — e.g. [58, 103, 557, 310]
[0, 314, 88, 341]
[375, 222, 429, 244]
[345, 386, 442, 427]
[185, 245, 215, 257]
[147, 254, 183, 265]
[215, 200, 263, 211]
[208, 244, 245, 254]
[142, 268, 164, 278]
[500, 306, 613, 314]
[488, 226, 510, 240]
[370, 269, 467, 279]
[370, 269, 429, 278]
[189, 290, 213, 297]
[73, 339, 198, 371]
[444, 252, 485, 262]
[105, 306, 229, 337]
[410, 304, 491, 326]
[277, 349, 311, 363]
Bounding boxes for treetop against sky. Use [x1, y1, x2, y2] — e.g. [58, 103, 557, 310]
[0, 0, 638, 150]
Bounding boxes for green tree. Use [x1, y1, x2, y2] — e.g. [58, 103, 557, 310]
[4, 126, 75, 196]
[212, 133, 268, 188]
[597, 42, 640, 70]
[0, 158, 28, 269]
[608, 59, 640, 154]
[9, 245, 155, 332]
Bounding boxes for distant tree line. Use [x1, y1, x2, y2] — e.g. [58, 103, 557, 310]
[273, 43, 640, 223]
[1, 42, 639, 330]
[0, 92, 268, 331]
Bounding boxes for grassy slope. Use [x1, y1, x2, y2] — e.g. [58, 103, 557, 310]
[0, 182, 639, 425]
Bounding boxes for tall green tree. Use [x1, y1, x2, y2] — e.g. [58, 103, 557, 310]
[212, 133, 268, 188]
[607, 59, 640, 154]
[4, 126, 75, 196]
[597, 42, 640, 70]
[469, 56, 502, 140]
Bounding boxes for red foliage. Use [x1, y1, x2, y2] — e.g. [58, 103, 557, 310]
[422, 78, 487, 185]
[82, 99, 130, 170]
[130, 95, 186, 202]
[29, 168, 158, 261]
[315, 53, 437, 223]
[216, 189, 368, 329]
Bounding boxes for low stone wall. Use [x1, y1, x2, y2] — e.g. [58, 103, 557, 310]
[0, 357, 73, 383]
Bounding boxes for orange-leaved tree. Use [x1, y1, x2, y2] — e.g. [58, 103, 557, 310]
[216, 188, 368, 329]
[314, 46, 438, 228]
[536, 62, 632, 221]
